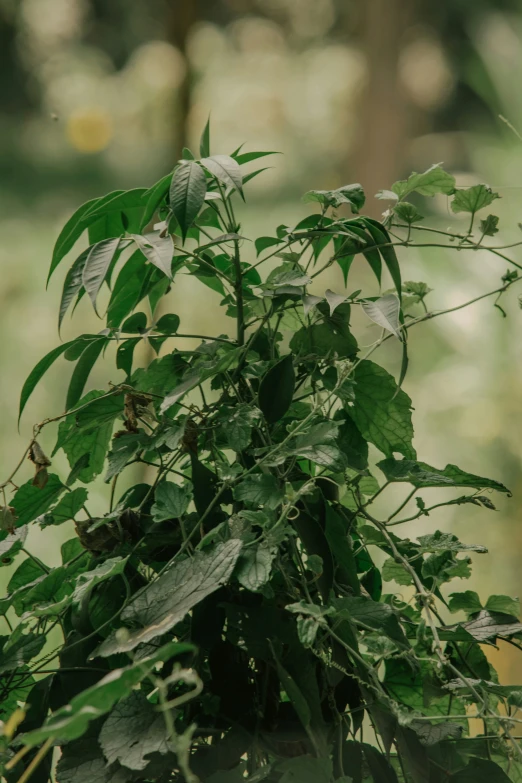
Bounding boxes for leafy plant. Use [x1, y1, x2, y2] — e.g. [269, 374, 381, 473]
[2, 125, 522, 782]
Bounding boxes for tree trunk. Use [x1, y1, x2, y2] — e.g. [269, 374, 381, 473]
[351, 0, 417, 216]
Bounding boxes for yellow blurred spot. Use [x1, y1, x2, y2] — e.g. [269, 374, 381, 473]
[66, 108, 113, 153]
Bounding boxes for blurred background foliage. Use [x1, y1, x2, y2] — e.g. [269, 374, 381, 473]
[2, 0, 522, 681]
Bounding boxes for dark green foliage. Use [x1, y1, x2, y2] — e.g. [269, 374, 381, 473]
[3, 143, 522, 783]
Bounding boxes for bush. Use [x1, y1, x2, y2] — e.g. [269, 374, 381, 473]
[1, 123, 522, 782]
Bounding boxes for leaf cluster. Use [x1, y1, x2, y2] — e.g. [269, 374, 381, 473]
[3, 123, 522, 783]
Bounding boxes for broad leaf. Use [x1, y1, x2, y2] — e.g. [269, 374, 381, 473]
[151, 480, 192, 522]
[140, 172, 172, 230]
[47, 194, 121, 283]
[362, 294, 401, 338]
[170, 160, 207, 240]
[303, 184, 365, 213]
[390, 163, 456, 199]
[449, 757, 511, 782]
[350, 360, 415, 459]
[40, 487, 88, 527]
[234, 474, 284, 510]
[451, 184, 500, 215]
[66, 336, 108, 410]
[393, 202, 424, 224]
[235, 544, 275, 592]
[131, 231, 174, 279]
[59, 248, 89, 330]
[258, 354, 295, 424]
[443, 609, 522, 642]
[82, 238, 123, 313]
[233, 149, 279, 165]
[154, 313, 180, 334]
[19, 339, 77, 421]
[99, 690, 170, 771]
[22, 641, 193, 745]
[334, 596, 409, 649]
[95, 540, 242, 655]
[11, 474, 65, 528]
[377, 458, 509, 493]
[200, 115, 211, 158]
[201, 154, 244, 199]
[0, 629, 46, 673]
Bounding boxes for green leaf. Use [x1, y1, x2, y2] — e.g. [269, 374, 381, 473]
[480, 214, 500, 236]
[324, 504, 360, 595]
[106, 250, 150, 328]
[416, 531, 487, 554]
[303, 184, 365, 213]
[223, 403, 258, 451]
[58, 248, 89, 331]
[403, 280, 432, 299]
[116, 338, 140, 377]
[258, 355, 295, 424]
[377, 458, 509, 493]
[443, 609, 522, 642]
[393, 202, 424, 224]
[140, 173, 172, 230]
[234, 474, 284, 510]
[71, 556, 128, 610]
[66, 336, 108, 411]
[255, 236, 282, 256]
[350, 360, 415, 459]
[235, 544, 275, 592]
[11, 474, 65, 528]
[47, 194, 117, 283]
[121, 312, 147, 333]
[382, 557, 413, 586]
[7, 558, 43, 594]
[104, 434, 145, 482]
[40, 487, 88, 527]
[99, 690, 170, 771]
[154, 313, 180, 334]
[451, 185, 500, 215]
[131, 231, 174, 279]
[485, 594, 520, 616]
[151, 480, 192, 522]
[336, 414, 368, 471]
[0, 525, 27, 565]
[160, 349, 240, 412]
[200, 116, 211, 158]
[243, 166, 272, 183]
[19, 339, 77, 421]
[95, 540, 242, 656]
[82, 238, 123, 313]
[55, 740, 122, 783]
[201, 154, 244, 200]
[449, 758, 511, 782]
[335, 596, 409, 649]
[233, 149, 279, 166]
[170, 160, 207, 241]
[362, 294, 402, 339]
[292, 421, 344, 469]
[390, 163, 456, 199]
[363, 743, 399, 783]
[0, 629, 46, 673]
[409, 719, 463, 746]
[448, 590, 482, 616]
[22, 641, 193, 745]
[55, 391, 121, 483]
[361, 219, 402, 302]
[290, 323, 358, 359]
[85, 188, 147, 234]
[278, 757, 332, 783]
